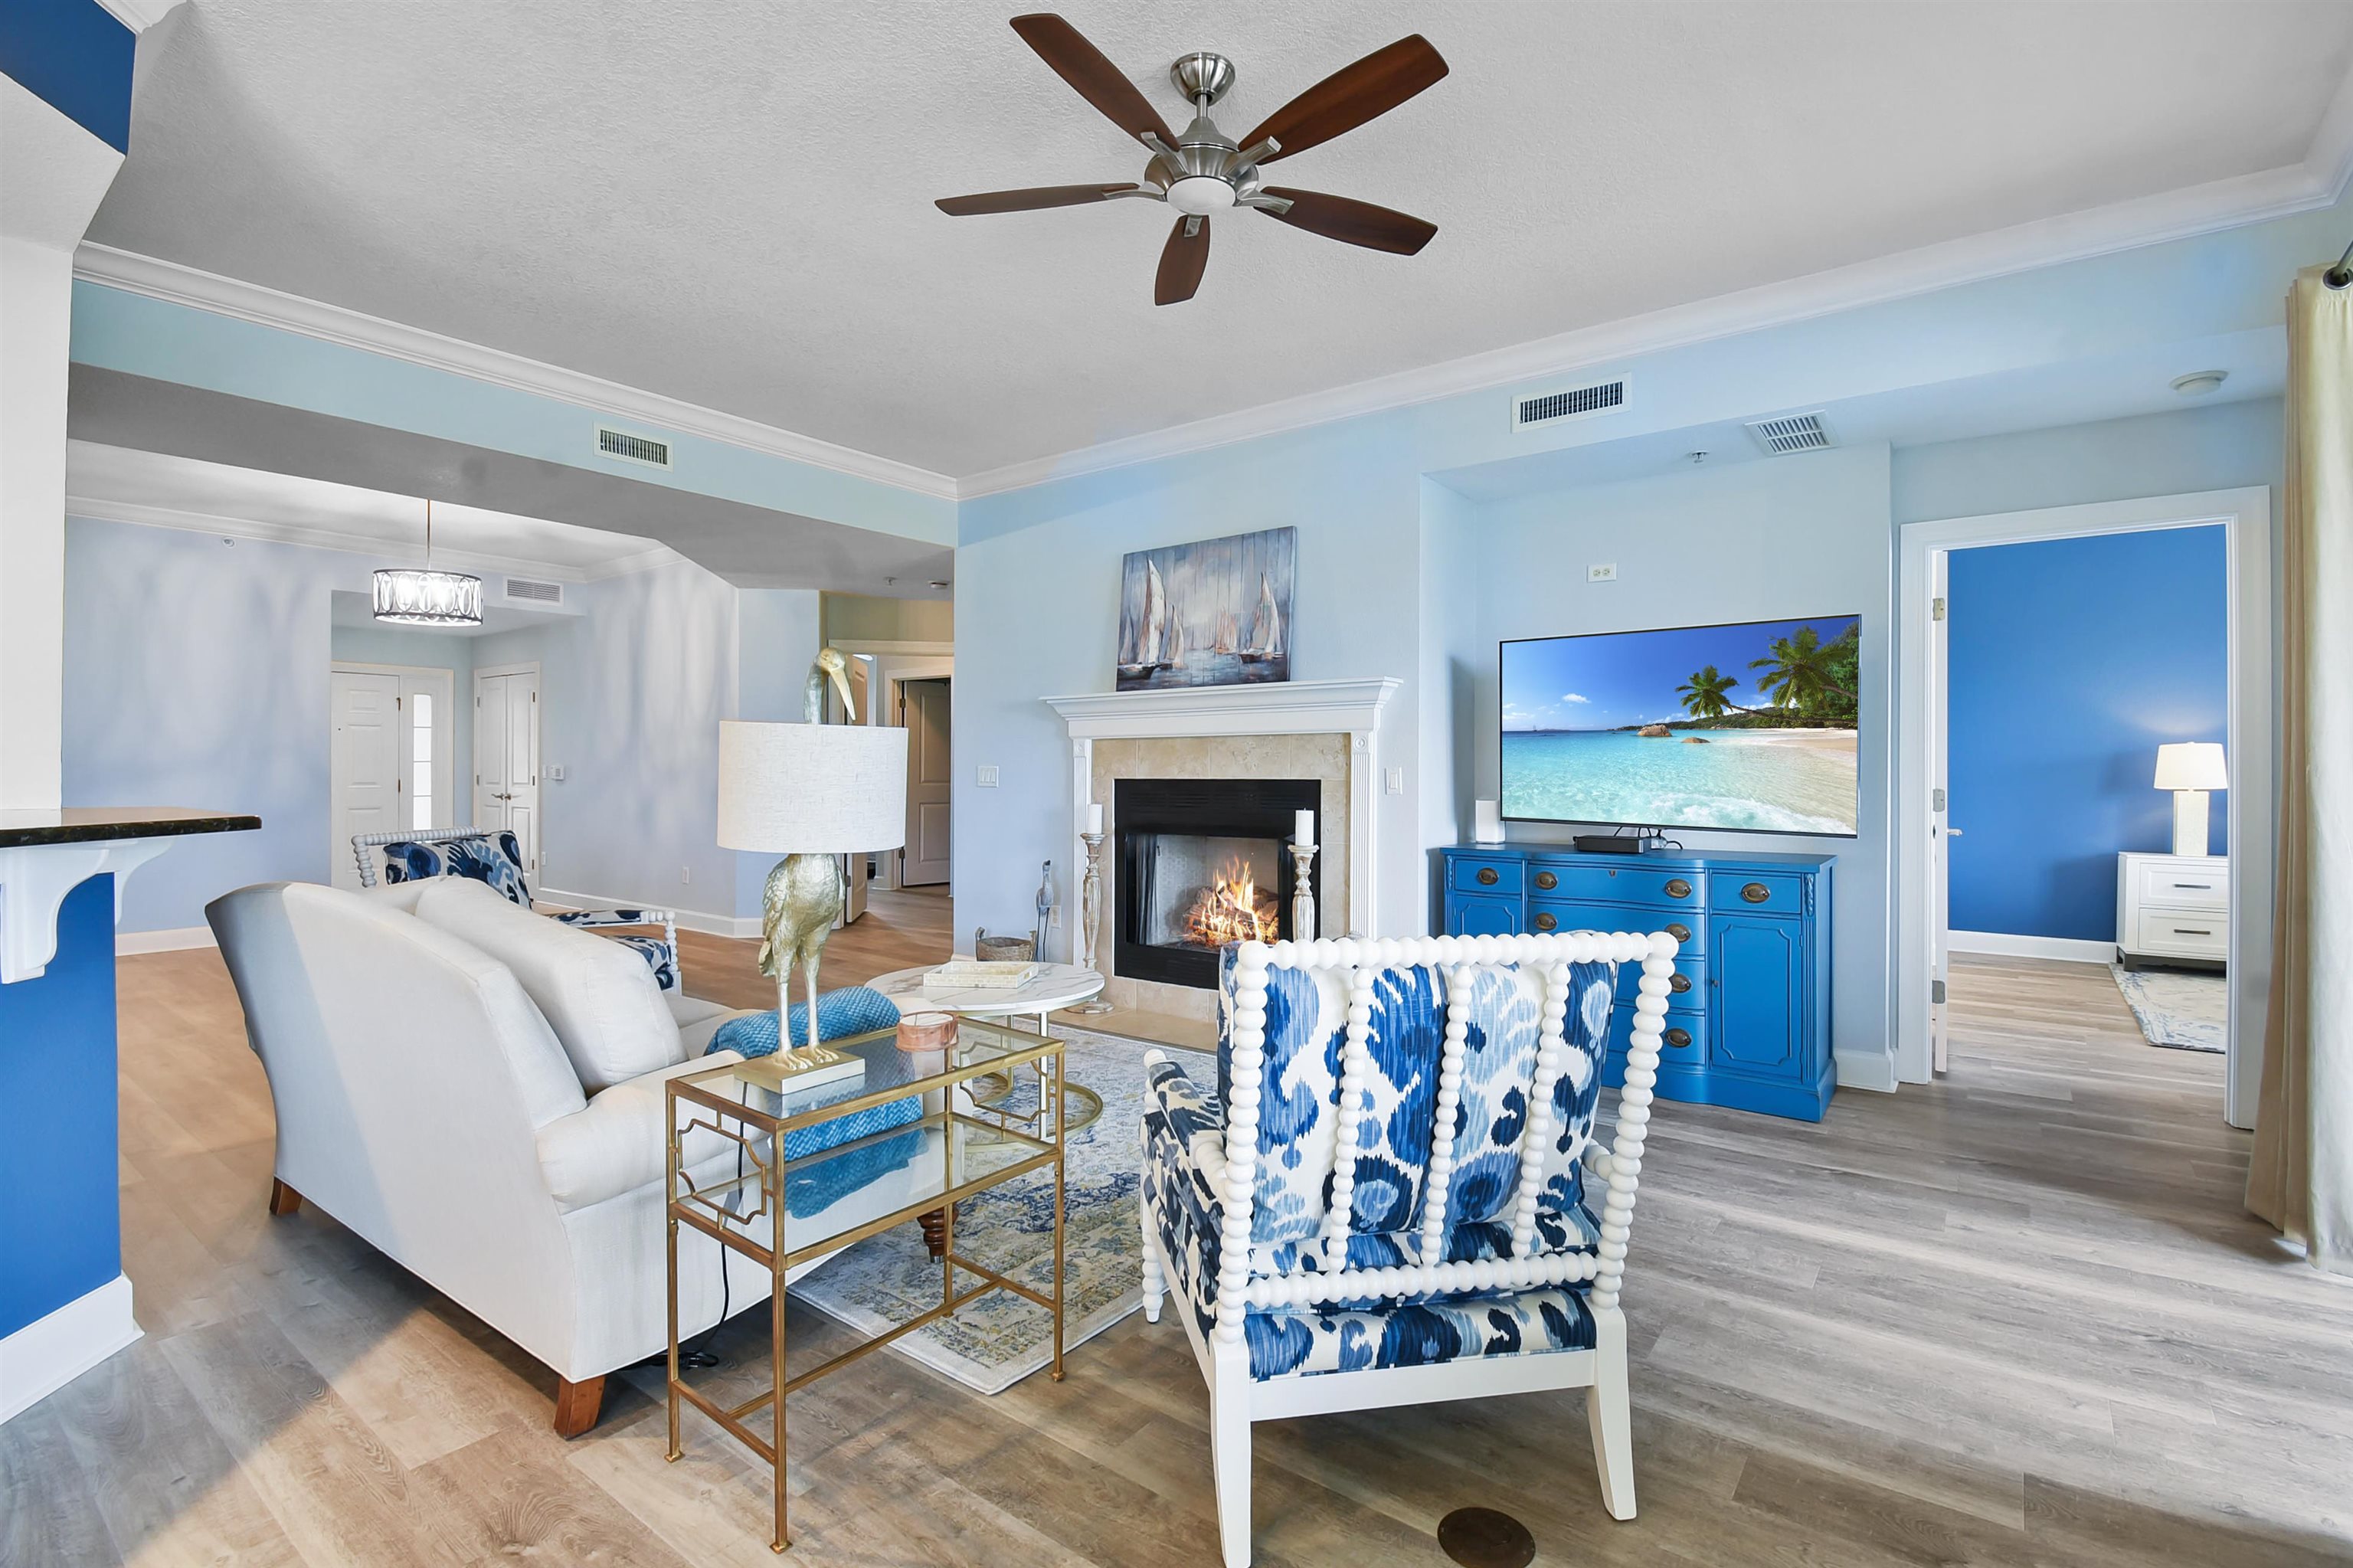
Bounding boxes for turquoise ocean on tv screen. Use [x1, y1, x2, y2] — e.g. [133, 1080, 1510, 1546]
[1502, 730, 1858, 835]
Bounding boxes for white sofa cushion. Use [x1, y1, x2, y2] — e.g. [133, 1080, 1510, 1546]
[414, 878, 684, 1092]
[666, 993, 747, 1057]
[537, 1051, 749, 1213]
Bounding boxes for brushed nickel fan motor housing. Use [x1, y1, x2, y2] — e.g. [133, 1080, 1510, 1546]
[1169, 51, 1235, 106]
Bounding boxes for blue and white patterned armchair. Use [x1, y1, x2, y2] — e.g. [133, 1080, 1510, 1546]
[351, 827, 681, 993]
[1139, 930, 1676, 1568]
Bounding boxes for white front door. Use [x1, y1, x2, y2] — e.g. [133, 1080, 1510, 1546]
[900, 677, 953, 886]
[475, 667, 540, 878]
[330, 670, 402, 890]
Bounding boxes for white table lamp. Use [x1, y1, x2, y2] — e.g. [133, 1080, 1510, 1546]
[718, 716, 906, 1059]
[2153, 741, 2227, 858]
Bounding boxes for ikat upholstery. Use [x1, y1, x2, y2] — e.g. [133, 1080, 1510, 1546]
[1147, 948, 1618, 1380]
[356, 827, 680, 992]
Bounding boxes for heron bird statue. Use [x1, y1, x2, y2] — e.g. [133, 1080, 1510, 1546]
[755, 647, 859, 1062]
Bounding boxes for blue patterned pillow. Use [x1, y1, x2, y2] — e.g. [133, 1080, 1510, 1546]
[378, 832, 532, 906]
[710, 987, 918, 1164]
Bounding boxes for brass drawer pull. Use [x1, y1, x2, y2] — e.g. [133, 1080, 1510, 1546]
[1664, 1027, 1692, 1049]
[1665, 922, 1691, 943]
[1670, 973, 1690, 994]
[1664, 878, 1692, 899]
[1476, 866, 1499, 886]
[1533, 912, 1558, 932]
[1533, 870, 1557, 891]
[1741, 882, 1771, 904]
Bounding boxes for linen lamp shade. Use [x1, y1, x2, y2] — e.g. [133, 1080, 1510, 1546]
[717, 720, 907, 853]
[2153, 742, 2228, 792]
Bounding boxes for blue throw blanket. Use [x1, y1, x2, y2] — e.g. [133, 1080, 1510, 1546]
[709, 984, 922, 1213]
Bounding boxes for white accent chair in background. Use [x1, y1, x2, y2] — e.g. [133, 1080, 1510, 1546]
[1138, 930, 1674, 1567]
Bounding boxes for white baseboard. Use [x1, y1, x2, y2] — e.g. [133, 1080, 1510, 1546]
[0, 1275, 140, 1425]
[1948, 930, 2116, 964]
[116, 925, 215, 957]
[536, 885, 761, 940]
[1834, 1051, 1899, 1093]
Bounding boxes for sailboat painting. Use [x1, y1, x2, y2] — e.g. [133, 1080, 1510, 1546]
[1114, 526, 1295, 691]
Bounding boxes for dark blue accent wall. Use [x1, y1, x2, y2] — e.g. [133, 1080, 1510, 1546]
[0, 876, 123, 1337]
[0, 0, 136, 152]
[1947, 526, 2227, 941]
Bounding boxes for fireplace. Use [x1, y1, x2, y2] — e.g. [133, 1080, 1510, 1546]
[1114, 777, 1320, 990]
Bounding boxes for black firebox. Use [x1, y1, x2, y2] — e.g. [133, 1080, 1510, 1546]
[1114, 777, 1321, 990]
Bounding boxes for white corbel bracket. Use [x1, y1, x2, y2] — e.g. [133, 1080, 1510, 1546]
[0, 839, 169, 984]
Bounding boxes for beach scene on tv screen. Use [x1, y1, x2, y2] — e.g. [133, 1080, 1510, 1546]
[1501, 616, 1861, 835]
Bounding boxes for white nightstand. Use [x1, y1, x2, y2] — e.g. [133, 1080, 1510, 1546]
[2116, 851, 2227, 970]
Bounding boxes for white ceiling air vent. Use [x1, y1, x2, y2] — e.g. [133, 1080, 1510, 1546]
[502, 576, 564, 606]
[1745, 411, 1835, 455]
[595, 425, 673, 469]
[1512, 378, 1628, 432]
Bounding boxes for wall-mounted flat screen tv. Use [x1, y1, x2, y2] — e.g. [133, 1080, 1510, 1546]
[1500, 614, 1861, 836]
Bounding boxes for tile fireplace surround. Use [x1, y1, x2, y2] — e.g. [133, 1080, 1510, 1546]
[1043, 679, 1399, 1021]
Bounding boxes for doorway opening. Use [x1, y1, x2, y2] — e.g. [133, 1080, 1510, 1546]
[1896, 487, 2271, 1126]
[329, 662, 454, 891]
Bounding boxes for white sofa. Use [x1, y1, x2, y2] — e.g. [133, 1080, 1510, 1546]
[208, 877, 781, 1435]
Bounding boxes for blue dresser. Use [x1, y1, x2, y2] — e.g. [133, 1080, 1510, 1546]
[1438, 845, 1835, 1121]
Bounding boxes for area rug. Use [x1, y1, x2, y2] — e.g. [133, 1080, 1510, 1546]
[784, 1027, 1184, 1393]
[2109, 964, 2227, 1053]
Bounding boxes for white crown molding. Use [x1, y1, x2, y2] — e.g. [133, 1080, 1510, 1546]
[961, 118, 2353, 499]
[70, 243, 960, 502]
[1043, 677, 1399, 741]
[64, 492, 686, 583]
[91, 0, 184, 32]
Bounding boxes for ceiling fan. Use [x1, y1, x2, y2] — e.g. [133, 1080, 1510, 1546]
[937, 14, 1448, 305]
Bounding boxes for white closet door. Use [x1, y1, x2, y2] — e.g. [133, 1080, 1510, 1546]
[474, 669, 540, 876]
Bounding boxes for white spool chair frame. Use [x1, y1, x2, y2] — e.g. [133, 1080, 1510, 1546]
[1141, 928, 1677, 1568]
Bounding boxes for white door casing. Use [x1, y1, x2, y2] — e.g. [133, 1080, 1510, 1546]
[1928, 552, 1950, 1075]
[902, 677, 953, 887]
[329, 670, 401, 891]
[474, 663, 541, 878]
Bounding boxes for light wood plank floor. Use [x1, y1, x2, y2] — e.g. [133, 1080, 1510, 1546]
[6, 944, 2349, 1566]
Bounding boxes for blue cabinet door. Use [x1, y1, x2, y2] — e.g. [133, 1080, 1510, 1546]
[1709, 915, 1801, 1079]
[1448, 894, 1523, 936]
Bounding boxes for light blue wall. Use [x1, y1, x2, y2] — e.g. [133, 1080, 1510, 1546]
[733, 588, 823, 918]
[1460, 446, 1897, 1068]
[328, 621, 476, 817]
[1891, 399, 2284, 523]
[69, 282, 957, 546]
[1946, 527, 2227, 941]
[64, 519, 351, 931]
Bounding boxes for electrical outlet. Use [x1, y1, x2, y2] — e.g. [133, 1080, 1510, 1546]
[1385, 767, 1406, 795]
[977, 764, 1000, 787]
[1047, 903, 1061, 928]
[680, 866, 691, 885]
[1588, 563, 1618, 582]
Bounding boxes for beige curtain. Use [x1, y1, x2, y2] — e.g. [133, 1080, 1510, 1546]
[2248, 266, 2353, 1274]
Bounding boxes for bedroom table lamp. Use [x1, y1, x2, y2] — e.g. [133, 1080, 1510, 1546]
[2153, 741, 2227, 857]
[718, 706, 906, 1067]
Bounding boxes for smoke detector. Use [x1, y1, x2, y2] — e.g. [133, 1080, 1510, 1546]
[2170, 370, 2228, 396]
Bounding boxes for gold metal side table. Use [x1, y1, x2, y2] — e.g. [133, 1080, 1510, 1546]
[664, 1019, 1068, 1553]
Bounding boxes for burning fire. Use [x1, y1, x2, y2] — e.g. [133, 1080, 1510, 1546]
[1185, 858, 1280, 947]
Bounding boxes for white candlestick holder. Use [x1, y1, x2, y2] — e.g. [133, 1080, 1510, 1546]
[1072, 830, 1114, 1013]
[1288, 840, 1318, 942]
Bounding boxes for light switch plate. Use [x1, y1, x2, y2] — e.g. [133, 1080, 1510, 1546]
[1385, 767, 1405, 795]
[977, 764, 1000, 787]
[546, 764, 565, 781]
[1588, 563, 1618, 582]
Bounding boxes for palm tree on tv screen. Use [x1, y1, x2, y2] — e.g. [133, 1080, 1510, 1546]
[1751, 625, 1857, 716]
[1675, 664, 1753, 720]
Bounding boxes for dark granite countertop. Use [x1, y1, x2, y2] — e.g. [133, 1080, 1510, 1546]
[0, 807, 262, 850]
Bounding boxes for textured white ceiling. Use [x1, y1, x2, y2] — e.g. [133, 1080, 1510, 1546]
[93, 2, 2353, 477]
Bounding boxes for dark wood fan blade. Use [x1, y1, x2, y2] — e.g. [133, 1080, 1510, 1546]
[1244, 34, 1448, 162]
[1155, 216, 1210, 305]
[936, 184, 1141, 216]
[1258, 187, 1436, 255]
[1010, 14, 1176, 147]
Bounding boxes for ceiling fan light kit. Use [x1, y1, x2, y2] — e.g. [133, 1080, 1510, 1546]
[938, 14, 1447, 304]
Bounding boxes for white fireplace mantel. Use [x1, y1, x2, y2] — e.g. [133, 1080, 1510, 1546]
[1042, 679, 1401, 954]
